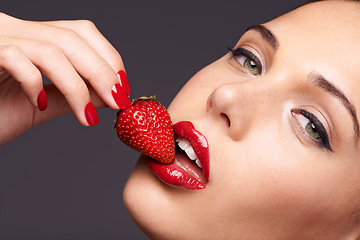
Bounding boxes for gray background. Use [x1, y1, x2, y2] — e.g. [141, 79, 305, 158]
[1, 0, 304, 239]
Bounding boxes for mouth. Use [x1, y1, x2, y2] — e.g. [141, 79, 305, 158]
[147, 121, 210, 190]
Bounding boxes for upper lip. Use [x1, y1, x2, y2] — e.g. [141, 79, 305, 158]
[146, 120, 210, 190]
[173, 121, 210, 182]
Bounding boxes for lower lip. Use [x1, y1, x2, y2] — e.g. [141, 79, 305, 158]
[146, 121, 209, 190]
[147, 159, 206, 190]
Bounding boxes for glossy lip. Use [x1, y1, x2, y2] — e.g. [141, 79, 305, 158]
[147, 121, 210, 190]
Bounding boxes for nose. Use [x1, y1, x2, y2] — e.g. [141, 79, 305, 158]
[207, 80, 270, 141]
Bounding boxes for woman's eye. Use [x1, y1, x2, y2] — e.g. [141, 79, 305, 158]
[243, 58, 261, 75]
[228, 47, 262, 76]
[291, 109, 332, 151]
[304, 120, 320, 139]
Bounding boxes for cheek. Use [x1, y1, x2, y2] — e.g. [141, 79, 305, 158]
[214, 132, 357, 235]
[167, 59, 229, 121]
[167, 70, 212, 120]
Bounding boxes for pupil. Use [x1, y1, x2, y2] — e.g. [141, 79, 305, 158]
[305, 121, 320, 139]
[250, 60, 256, 68]
[311, 123, 317, 132]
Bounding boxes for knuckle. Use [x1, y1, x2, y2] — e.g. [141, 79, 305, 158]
[100, 47, 123, 71]
[0, 45, 22, 61]
[90, 61, 113, 85]
[26, 69, 42, 85]
[37, 42, 61, 57]
[57, 28, 79, 45]
[75, 19, 97, 31]
[108, 47, 123, 63]
[63, 80, 87, 100]
[96, 62, 113, 76]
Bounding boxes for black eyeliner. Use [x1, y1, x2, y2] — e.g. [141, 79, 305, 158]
[295, 109, 333, 151]
[227, 47, 263, 72]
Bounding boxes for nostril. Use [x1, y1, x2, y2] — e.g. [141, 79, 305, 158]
[221, 113, 231, 127]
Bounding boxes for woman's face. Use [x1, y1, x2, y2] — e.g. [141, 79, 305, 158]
[124, 1, 360, 239]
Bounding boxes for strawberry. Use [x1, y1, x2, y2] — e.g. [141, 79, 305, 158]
[115, 96, 175, 164]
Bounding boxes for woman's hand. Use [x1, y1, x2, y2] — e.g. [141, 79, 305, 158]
[0, 12, 131, 145]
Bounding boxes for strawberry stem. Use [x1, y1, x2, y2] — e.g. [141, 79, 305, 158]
[131, 95, 156, 104]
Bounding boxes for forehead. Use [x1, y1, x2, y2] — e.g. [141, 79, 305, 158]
[263, 1, 360, 106]
[266, 1, 360, 58]
[269, 1, 360, 31]
[265, 1, 360, 56]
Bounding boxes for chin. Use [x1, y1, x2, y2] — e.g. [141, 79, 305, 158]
[123, 154, 212, 240]
[123, 155, 178, 240]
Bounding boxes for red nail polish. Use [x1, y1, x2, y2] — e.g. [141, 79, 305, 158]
[117, 70, 131, 96]
[112, 83, 131, 109]
[84, 102, 99, 126]
[37, 89, 47, 111]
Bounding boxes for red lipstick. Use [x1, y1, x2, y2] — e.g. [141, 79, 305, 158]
[147, 121, 210, 190]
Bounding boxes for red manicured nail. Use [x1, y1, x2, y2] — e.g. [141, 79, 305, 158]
[37, 89, 47, 111]
[84, 102, 99, 126]
[112, 83, 131, 109]
[117, 70, 131, 96]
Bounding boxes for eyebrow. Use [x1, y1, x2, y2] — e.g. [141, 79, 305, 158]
[245, 25, 278, 49]
[311, 73, 360, 140]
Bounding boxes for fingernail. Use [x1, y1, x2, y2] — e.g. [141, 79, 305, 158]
[84, 102, 99, 126]
[112, 83, 131, 109]
[117, 70, 131, 96]
[37, 89, 47, 111]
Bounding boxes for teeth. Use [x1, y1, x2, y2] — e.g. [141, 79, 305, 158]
[178, 138, 191, 150]
[185, 148, 197, 160]
[176, 138, 202, 169]
[174, 157, 186, 171]
[195, 159, 202, 168]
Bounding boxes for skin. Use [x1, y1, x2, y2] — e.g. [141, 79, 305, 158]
[124, 1, 360, 239]
[0, 13, 127, 145]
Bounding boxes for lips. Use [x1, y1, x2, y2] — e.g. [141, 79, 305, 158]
[147, 121, 210, 190]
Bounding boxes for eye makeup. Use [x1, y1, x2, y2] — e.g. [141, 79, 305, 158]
[228, 47, 263, 75]
[291, 109, 332, 151]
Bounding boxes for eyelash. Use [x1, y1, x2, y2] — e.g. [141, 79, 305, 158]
[292, 109, 332, 151]
[228, 47, 263, 75]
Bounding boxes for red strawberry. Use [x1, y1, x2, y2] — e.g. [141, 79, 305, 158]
[115, 96, 175, 164]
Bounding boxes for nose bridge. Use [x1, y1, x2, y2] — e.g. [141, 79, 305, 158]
[208, 78, 273, 141]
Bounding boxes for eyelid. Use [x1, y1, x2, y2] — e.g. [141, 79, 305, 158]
[291, 108, 333, 151]
[229, 47, 263, 70]
[228, 47, 264, 75]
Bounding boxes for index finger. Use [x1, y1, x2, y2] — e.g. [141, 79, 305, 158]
[44, 20, 124, 75]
